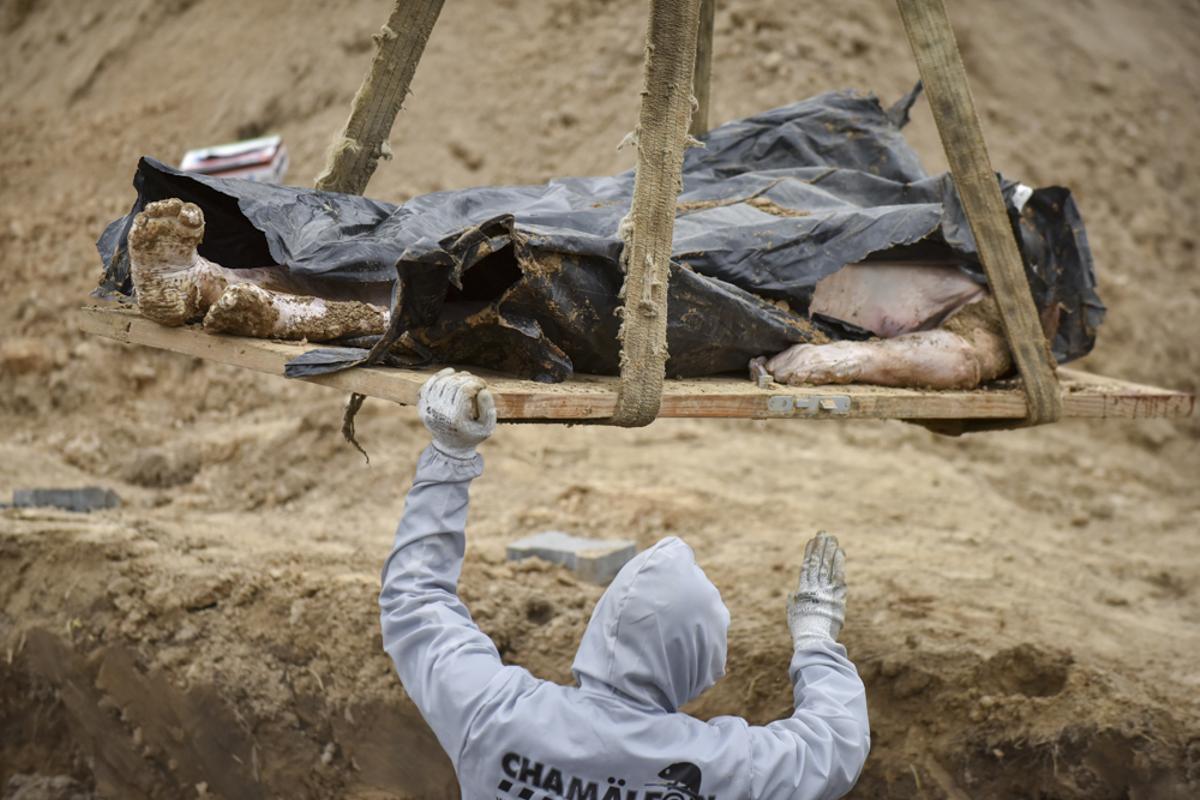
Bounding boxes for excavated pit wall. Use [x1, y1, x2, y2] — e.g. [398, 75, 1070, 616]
[2, 511, 1196, 799]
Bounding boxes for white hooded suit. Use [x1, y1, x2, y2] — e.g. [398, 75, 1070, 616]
[381, 447, 870, 799]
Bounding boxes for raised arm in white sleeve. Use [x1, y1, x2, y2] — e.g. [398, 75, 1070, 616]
[747, 532, 871, 799]
[378, 369, 504, 762]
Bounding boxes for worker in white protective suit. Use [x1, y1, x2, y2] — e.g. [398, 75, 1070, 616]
[380, 368, 871, 800]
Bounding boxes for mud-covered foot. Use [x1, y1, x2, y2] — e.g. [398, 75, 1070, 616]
[203, 283, 389, 341]
[202, 284, 284, 338]
[128, 198, 218, 326]
[129, 198, 204, 265]
[765, 341, 874, 385]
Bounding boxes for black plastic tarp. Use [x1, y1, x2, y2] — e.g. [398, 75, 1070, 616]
[97, 89, 1104, 382]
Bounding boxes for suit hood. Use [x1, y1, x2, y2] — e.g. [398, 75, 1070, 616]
[571, 537, 729, 712]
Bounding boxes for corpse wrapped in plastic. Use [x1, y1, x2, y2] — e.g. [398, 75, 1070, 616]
[96, 88, 1103, 389]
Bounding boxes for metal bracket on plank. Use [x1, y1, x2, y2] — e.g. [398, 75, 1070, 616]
[765, 394, 852, 417]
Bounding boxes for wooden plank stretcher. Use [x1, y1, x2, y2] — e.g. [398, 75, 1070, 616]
[78, 306, 1195, 423]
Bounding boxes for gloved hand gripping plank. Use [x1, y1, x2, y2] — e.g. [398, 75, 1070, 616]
[379, 369, 871, 798]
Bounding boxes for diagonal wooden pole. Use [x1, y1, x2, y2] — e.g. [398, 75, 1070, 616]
[315, 0, 444, 195]
[896, 0, 1062, 424]
[689, 0, 715, 137]
[611, 0, 703, 427]
[315, 0, 444, 455]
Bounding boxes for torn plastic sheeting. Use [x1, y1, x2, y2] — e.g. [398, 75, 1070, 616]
[97, 89, 1104, 382]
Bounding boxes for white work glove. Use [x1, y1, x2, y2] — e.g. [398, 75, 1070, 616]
[787, 531, 848, 647]
[417, 368, 497, 459]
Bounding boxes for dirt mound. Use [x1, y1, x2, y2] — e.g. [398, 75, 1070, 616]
[2, 0, 1199, 797]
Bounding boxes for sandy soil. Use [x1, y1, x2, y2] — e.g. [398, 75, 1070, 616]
[2, 0, 1199, 797]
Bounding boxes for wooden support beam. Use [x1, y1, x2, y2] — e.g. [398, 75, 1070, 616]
[690, 0, 716, 137]
[896, 0, 1062, 425]
[311, 0, 443, 451]
[314, 0, 444, 195]
[612, 0, 703, 427]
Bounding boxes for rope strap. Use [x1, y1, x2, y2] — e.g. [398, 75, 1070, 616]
[611, 0, 703, 427]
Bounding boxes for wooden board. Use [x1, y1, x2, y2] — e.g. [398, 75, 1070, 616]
[78, 306, 1195, 422]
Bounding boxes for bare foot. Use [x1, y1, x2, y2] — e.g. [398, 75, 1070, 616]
[203, 283, 389, 341]
[128, 199, 227, 326]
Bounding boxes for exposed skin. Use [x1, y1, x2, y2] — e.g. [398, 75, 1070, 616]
[809, 261, 986, 339]
[765, 287, 1013, 390]
[128, 197, 1014, 388]
[201, 283, 390, 340]
[128, 199, 389, 340]
[764, 322, 1010, 390]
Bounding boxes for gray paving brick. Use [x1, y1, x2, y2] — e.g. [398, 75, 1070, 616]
[11, 487, 121, 513]
[506, 531, 637, 584]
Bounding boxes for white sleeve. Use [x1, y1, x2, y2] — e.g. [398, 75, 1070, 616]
[746, 639, 870, 800]
[378, 444, 506, 764]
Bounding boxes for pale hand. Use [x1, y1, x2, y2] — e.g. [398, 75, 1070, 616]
[418, 368, 497, 459]
[787, 531, 848, 647]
